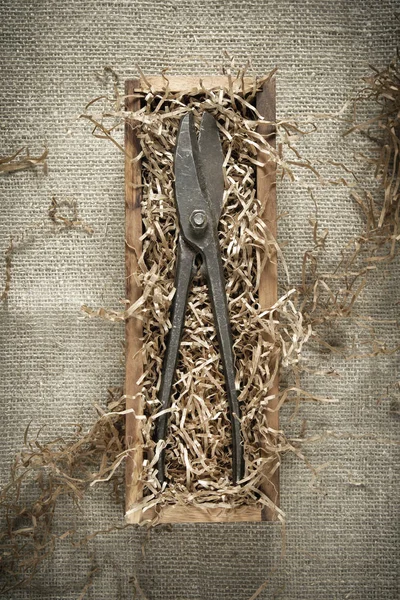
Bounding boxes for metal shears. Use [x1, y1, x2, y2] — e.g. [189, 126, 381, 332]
[155, 112, 244, 485]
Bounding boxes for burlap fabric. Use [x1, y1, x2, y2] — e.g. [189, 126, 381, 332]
[0, 1, 399, 598]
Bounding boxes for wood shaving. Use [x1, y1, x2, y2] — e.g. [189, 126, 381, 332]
[0, 147, 48, 174]
[0, 389, 126, 592]
[1, 197, 94, 302]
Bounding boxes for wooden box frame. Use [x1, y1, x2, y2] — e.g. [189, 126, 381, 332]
[124, 75, 278, 525]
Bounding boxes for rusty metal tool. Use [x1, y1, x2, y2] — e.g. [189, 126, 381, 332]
[154, 112, 244, 485]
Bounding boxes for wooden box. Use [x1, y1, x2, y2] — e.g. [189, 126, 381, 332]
[124, 75, 278, 525]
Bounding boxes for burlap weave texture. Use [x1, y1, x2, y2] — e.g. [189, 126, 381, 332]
[0, 1, 399, 598]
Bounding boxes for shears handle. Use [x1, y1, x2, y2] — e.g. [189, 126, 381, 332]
[155, 236, 196, 483]
[203, 243, 244, 483]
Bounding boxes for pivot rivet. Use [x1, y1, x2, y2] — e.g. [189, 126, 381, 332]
[190, 210, 207, 230]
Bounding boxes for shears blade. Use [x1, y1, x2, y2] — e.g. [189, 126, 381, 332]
[175, 112, 224, 232]
[198, 112, 225, 225]
[175, 113, 209, 217]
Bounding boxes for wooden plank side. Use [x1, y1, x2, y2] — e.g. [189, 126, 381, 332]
[126, 505, 262, 525]
[125, 76, 278, 524]
[134, 75, 255, 94]
[125, 79, 144, 521]
[256, 79, 280, 521]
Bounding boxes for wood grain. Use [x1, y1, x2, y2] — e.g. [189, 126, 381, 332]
[133, 75, 256, 94]
[126, 504, 262, 525]
[125, 75, 278, 524]
[256, 79, 280, 521]
[125, 79, 144, 521]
